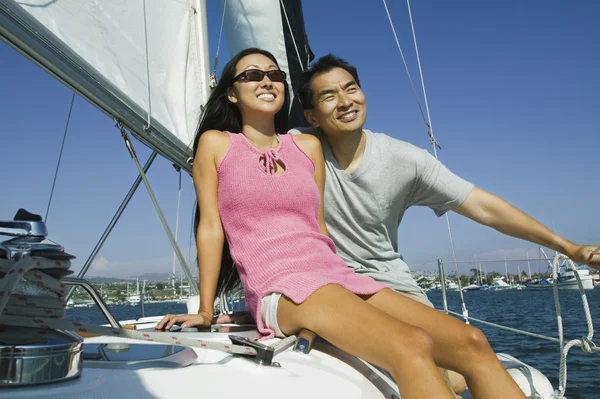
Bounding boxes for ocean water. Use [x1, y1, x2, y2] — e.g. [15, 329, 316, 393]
[66, 289, 599, 398]
[428, 289, 599, 399]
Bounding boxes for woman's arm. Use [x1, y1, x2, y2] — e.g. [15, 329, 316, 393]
[195, 131, 228, 317]
[155, 130, 228, 330]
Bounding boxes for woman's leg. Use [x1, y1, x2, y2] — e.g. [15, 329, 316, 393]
[277, 285, 455, 399]
[366, 289, 526, 399]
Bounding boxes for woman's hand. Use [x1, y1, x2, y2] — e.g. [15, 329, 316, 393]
[155, 310, 213, 331]
[213, 311, 255, 325]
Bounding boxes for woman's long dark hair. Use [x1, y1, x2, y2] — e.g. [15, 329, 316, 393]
[193, 48, 290, 298]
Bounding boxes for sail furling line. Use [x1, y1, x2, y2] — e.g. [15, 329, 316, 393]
[381, 0, 430, 144]
[382, 0, 467, 319]
[45, 92, 76, 224]
[211, 0, 228, 89]
[404, 0, 466, 316]
[141, 0, 152, 132]
[406, 0, 440, 152]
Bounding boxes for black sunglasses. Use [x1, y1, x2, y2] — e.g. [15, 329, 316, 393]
[233, 69, 287, 83]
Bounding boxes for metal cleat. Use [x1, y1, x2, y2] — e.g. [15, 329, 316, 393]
[293, 329, 316, 354]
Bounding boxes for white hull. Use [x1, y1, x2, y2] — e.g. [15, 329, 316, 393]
[527, 276, 594, 290]
[125, 294, 151, 305]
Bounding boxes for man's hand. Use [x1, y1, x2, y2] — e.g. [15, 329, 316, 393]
[213, 311, 255, 325]
[155, 310, 213, 331]
[567, 245, 600, 270]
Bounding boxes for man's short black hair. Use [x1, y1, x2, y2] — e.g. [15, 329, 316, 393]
[297, 54, 361, 109]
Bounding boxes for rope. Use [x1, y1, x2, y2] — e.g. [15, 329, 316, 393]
[45, 92, 76, 223]
[443, 215, 468, 323]
[141, 0, 152, 130]
[0, 256, 295, 358]
[405, 0, 439, 151]
[210, 0, 228, 89]
[401, 0, 465, 311]
[385, 0, 466, 319]
[381, 0, 429, 137]
[446, 310, 599, 353]
[550, 255, 596, 398]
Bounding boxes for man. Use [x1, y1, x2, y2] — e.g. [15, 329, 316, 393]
[287, 53, 600, 393]
[291, 53, 599, 288]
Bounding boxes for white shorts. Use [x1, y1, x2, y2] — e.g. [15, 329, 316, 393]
[260, 292, 286, 338]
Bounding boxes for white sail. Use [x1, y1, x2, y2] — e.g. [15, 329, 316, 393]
[0, 0, 211, 170]
[222, 0, 290, 84]
[220, 0, 312, 126]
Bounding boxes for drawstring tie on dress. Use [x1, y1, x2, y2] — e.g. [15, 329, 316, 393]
[260, 148, 282, 175]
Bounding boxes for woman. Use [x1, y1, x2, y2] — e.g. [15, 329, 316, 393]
[156, 48, 526, 399]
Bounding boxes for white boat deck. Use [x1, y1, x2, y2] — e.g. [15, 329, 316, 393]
[4, 319, 399, 399]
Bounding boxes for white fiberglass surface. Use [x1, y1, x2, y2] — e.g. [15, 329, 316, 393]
[5, 332, 397, 399]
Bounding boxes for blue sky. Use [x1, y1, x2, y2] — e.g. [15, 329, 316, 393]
[0, 1, 598, 278]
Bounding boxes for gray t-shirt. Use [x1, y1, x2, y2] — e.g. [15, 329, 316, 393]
[289, 127, 474, 293]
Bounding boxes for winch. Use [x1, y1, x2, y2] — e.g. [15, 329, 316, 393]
[0, 209, 83, 387]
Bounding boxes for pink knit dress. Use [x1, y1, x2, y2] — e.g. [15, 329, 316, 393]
[217, 132, 386, 339]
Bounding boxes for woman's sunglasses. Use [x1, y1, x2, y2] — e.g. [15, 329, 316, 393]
[233, 69, 287, 83]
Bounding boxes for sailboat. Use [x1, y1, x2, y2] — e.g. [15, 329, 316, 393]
[125, 278, 152, 305]
[526, 258, 595, 291]
[0, 0, 588, 397]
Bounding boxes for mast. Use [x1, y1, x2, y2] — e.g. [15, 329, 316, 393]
[483, 263, 487, 285]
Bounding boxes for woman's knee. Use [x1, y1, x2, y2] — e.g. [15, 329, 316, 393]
[384, 325, 434, 374]
[392, 325, 435, 360]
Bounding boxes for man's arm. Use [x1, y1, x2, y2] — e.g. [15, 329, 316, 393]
[453, 187, 600, 268]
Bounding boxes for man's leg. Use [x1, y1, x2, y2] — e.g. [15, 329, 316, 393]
[366, 289, 526, 399]
[398, 290, 467, 395]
